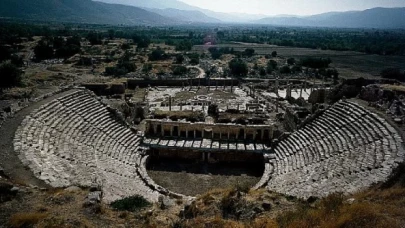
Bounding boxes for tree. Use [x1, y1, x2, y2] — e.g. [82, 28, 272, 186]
[34, 40, 53, 60]
[243, 48, 255, 57]
[133, 36, 150, 49]
[175, 54, 184, 64]
[229, 58, 248, 77]
[172, 66, 188, 75]
[259, 67, 267, 76]
[291, 65, 303, 73]
[271, 51, 278, 57]
[208, 104, 219, 118]
[0, 61, 23, 89]
[121, 43, 131, 50]
[280, 65, 291, 74]
[87, 32, 102, 45]
[175, 40, 192, 51]
[108, 29, 115, 40]
[142, 63, 153, 74]
[208, 47, 222, 60]
[381, 68, 405, 81]
[266, 60, 278, 74]
[0, 45, 12, 63]
[300, 57, 332, 68]
[55, 44, 80, 59]
[66, 36, 81, 47]
[149, 48, 168, 61]
[287, 58, 296, 65]
[189, 54, 199, 65]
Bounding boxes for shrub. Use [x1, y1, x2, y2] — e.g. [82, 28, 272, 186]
[110, 195, 151, 212]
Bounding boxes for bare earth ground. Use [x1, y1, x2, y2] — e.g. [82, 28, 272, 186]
[193, 44, 405, 79]
[147, 160, 262, 196]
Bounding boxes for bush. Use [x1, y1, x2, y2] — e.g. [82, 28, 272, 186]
[0, 61, 23, 89]
[110, 195, 151, 212]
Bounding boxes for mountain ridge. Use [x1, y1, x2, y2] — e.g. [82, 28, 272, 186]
[0, 0, 177, 25]
[254, 7, 405, 28]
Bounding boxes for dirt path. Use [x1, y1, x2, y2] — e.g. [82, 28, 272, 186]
[0, 89, 79, 188]
[187, 65, 206, 78]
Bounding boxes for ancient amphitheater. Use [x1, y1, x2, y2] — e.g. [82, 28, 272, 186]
[8, 81, 405, 203]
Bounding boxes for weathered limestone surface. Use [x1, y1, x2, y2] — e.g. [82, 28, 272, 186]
[266, 100, 405, 199]
[13, 90, 184, 203]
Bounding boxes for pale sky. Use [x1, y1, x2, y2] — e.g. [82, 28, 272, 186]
[179, 0, 405, 15]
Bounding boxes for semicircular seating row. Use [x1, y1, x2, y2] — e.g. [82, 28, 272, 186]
[265, 100, 405, 199]
[13, 89, 177, 202]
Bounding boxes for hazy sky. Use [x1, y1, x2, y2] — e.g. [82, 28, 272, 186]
[179, 0, 405, 15]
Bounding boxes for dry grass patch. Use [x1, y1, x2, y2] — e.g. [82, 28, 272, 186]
[8, 212, 48, 228]
[276, 188, 405, 228]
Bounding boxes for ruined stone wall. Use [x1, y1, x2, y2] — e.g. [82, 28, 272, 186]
[283, 108, 299, 132]
[150, 148, 264, 163]
[152, 148, 203, 160]
[308, 89, 327, 104]
[127, 78, 240, 89]
[359, 84, 396, 102]
[145, 120, 274, 141]
[83, 83, 126, 96]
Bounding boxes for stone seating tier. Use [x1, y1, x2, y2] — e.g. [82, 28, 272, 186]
[14, 90, 186, 202]
[266, 100, 404, 199]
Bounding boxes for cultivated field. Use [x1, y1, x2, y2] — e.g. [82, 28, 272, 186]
[194, 43, 405, 79]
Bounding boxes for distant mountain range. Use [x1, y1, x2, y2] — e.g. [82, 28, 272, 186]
[0, 0, 176, 25]
[146, 8, 221, 24]
[254, 8, 405, 28]
[0, 0, 404, 28]
[95, 0, 267, 23]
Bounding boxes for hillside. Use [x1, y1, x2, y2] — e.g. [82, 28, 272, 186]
[255, 7, 405, 28]
[95, 0, 266, 23]
[0, 0, 175, 25]
[147, 8, 221, 24]
[95, 0, 198, 11]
